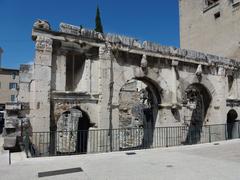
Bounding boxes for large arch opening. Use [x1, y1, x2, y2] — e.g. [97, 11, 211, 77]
[56, 106, 91, 154]
[118, 77, 161, 150]
[184, 83, 212, 144]
[227, 109, 238, 140]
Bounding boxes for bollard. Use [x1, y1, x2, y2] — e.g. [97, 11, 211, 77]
[9, 151, 11, 165]
[208, 126, 211, 143]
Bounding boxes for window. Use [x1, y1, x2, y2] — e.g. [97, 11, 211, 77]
[9, 83, 17, 90]
[232, 0, 240, 7]
[214, 12, 221, 19]
[228, 75, 234, 92]
[205, 0, 219, 7]
[10, 95, 16, 102]
[228, 75, 236, 98]
[203, 0, 220, 12]
[66, 54, 85, 91]
[12, 73, 16, 80]
[232, 0, 240, 4]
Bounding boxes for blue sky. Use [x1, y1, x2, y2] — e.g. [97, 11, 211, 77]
[0, 0, 179, 69]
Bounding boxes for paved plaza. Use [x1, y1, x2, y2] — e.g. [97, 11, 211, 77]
[1, 139, 240, 180]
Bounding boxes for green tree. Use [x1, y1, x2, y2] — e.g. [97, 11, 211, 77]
[95, 5, 103, 33]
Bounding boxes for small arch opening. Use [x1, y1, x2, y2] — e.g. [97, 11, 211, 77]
[56, 106, 92, 154]
[227, 109, 238, 140]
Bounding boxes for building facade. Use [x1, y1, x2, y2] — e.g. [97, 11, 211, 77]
[179, 0, 240, 59]
[0, 68, 19, 110]
[17, 20, 240, 154]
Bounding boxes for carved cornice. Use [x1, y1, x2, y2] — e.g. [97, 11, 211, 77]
[51, 91, 99, 103]
[33, 22, 240, 69]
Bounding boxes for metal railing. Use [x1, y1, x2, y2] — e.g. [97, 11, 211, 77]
[24, 122, 240, 157]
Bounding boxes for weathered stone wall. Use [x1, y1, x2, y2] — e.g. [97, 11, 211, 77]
[18, 64, 33, 117]
[19, 65, 33, 104]
[119, 89, 141, 128]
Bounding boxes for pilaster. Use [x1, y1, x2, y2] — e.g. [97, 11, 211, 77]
[31, 36, 53, 132]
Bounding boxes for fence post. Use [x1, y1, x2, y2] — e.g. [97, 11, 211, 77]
[225, 124, 228, 140]
[166, 127, 168, 147]
[9, 151, 11, 165]
[208, 125, 211, 143]
[238, 121, 240, 138]
[109, 128, 113, 152]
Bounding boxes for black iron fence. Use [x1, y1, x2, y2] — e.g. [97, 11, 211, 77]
[24, 122, 240, 157]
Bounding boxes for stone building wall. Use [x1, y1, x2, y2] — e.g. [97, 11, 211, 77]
[19, 20, 240, 153]
[28, 21, 240, 130]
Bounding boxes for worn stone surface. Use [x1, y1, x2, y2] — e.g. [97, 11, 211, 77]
[56, 109, 82, 153]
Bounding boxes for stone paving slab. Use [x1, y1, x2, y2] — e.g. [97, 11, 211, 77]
[1, 140, 240, 180]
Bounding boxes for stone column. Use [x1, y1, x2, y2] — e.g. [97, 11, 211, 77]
[31, 36, 53, 132]
[171, 60, 178, 107]
[98, 45, 113, 129]
[55, 50, 67, 91]
[214, 66, 227, 124]
[98, 45, 113, 151]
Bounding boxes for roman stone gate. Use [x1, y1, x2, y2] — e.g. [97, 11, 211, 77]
[18, 20, 240, 154]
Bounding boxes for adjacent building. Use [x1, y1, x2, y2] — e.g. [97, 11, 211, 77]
[0, 49, 19, 110]
[179, 0, 240, 59]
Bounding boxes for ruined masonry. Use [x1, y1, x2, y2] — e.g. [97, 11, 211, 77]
[18, 20, 240, 154]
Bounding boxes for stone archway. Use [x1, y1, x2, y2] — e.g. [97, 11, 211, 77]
[227, 109, 238, 139]
[179, 75, 216, 101]
[118, 77, 161, 149]
[184, 83, 212, 144]
[56, 106, 91, 154]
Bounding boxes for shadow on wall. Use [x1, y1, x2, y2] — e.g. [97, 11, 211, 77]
[136, 77, 161, 148]
[76, 110, 91, 153]
[185, 83, 212, 144]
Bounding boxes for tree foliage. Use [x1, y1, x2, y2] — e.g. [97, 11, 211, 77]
[95, 5, 103, 33]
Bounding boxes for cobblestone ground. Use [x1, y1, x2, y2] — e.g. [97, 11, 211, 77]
[1, 139, 240, 180]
